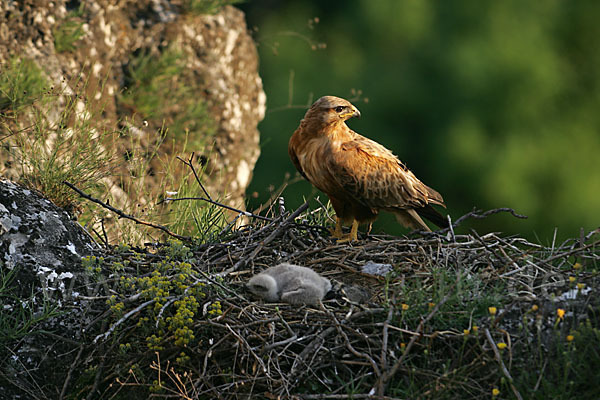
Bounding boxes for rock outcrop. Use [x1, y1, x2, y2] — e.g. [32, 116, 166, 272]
[0, 0, 265, 224]
[0, 179, 95, 299]
[0, 179, 99, 399]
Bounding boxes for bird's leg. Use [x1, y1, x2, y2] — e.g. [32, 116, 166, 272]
[329, 216, 344, 239]
[349, 219, 359, 241]
[335, 219, 360, 243]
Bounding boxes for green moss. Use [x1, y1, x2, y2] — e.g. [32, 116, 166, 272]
[120, 47, 215, 146]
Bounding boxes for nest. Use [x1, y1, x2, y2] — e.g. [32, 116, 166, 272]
[79, 205, 600, 400]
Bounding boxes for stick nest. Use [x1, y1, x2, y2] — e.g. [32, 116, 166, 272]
[71, 206, 599, 400]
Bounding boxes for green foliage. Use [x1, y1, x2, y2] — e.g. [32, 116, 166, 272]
[185, 0, 244, 15]
[389, 265, 505, 332]
[161, 166, 229, 242]
[121, 47, 215, 147]
[242, 0, 600, 242]
[0, 56, 222, 243]
[109, 243, 208, 353]
[4, 76, 117, 209]
[53, 10, 85, 53]
[0, 57, 48, 112]
[0, 267, 60, 344]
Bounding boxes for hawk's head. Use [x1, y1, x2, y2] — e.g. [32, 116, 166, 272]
[304, 96, 361, 126]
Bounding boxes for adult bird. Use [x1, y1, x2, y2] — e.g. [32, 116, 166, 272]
[288, 95, 447, 242]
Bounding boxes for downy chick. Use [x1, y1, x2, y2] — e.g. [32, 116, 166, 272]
[246, 263, 331, 305]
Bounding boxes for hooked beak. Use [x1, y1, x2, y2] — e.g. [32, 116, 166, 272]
[341, 107, 361, 119]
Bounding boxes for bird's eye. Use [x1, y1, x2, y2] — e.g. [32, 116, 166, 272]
[335, 106, 345, 113]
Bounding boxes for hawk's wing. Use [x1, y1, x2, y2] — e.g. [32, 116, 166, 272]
[327, 134, 445, 212]
[288, 136, 309, 181]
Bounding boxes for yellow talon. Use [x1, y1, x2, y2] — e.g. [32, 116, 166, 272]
[329, 217, 344, 238]
[334, 219, 359, 243]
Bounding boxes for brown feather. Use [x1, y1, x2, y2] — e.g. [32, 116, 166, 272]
[288, 95, 447, 235]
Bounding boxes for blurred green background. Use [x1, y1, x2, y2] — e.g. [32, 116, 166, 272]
[239, 0, 600, 242]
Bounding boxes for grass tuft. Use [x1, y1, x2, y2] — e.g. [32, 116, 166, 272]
[0, 57, 48, 112]
[185, 0, 244, 15]
[53, 9, 85, 53]
[120, 46, 215, 148]
[4, 75, 117, 210]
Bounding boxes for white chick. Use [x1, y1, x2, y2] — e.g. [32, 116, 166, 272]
[246, 263, 331, 305]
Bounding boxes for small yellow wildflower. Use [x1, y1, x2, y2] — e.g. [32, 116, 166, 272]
[400, 342, 406, 349]
[577, 283, 585, 290]
[401, 303, 409, 311]
[557, 308, 565, 320]
[488, 306, 497, 315]
[492, 388, 500, 396]
[531, 304, 539, 312]
[472, 325, 479, 333]
[573, 262, 582, 270]
[497, 342, 507, 350]
[428, 302, 435, 308]
[463, 329, 470, 335]
[569, 276, 576, 283]
[566, 335, 574, 342]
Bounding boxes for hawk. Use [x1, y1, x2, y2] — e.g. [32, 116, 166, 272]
[288, 95, 447, 242]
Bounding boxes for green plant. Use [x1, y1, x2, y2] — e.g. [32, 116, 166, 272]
[0, 57, 48, 112]
[0, 267, 60, 344]
[120, 47, 215, 147]
[185, 0, 244, 15]
[53, 12, 85, 53]
[7, 77, 118, 209]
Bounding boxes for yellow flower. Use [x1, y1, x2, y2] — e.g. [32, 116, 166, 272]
[463, 329, 470, 335]
[472, 325, 479, 333]
[531, 304, 538, 311]
[566, 335, 574, 342]
[569, 276, 576, 283]
[573, 262, 582, 270]
[401, 303, 409, 311]
[497, 342, 507, 350]
[492, 388, 500, 396]
[557, 308, 565, 320]
[488, 306, 497, 315]
[577, 283, 585, 290]
[428, 302, 435, 308]
[400, 342, 406, 349]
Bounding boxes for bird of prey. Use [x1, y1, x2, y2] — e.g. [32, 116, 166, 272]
[247, 263, 331, 305]
[288, 95, 447, 242]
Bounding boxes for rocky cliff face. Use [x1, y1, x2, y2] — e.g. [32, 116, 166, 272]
[0, 0, 265, 232]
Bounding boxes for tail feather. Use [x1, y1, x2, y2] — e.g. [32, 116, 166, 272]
[416, 204, 449, 229]
[394, 209, 431, 232]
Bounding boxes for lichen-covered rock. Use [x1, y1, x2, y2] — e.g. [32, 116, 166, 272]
[0, 179, 99, 399]
[0, 179, 96, 298]
[0, 0, 265, 215]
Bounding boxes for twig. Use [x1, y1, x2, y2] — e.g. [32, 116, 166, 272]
[374, 284, 455, 396]
[63, 181, 191, 241]
[163, 196, 272, 221]
[327, 307, 382, 379]
[541, 239, 600, 264]
[93, 299, 156, 343]
[484, 328, 523, 400]
[380, 306, 394, 379]
[59, 344, 85, 400]
[175, 153, 272, 221]
[452, 207, 528, 228]
[177, 153, 213, 200]
[221, 201, 310, 275]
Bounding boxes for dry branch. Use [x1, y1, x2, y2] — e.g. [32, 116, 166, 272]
[63, 180, 190, 241]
